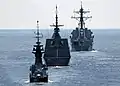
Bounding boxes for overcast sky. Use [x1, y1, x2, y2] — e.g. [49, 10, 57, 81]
[0, 0, 119, 29]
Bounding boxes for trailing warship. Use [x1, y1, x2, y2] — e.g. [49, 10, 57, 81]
[43, 6, 71, 66]
[70, 2, 94, 51]
[29, 21, 48, 83]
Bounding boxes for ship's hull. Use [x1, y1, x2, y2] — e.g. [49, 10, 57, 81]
[71, 41, 93, 51]
[29, 64, 48, 83]
[44, 57, 70, 66]
[30, 75, 48, 83]
[43, 39, 71, 66]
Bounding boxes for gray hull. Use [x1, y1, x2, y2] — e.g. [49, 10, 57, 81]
[71, 45, 92, 51]
[71, 41, 93, 51]
[44, 57, 70, 66]
[43, 39, 71, 66]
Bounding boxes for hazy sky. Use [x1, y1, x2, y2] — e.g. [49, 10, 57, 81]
[0, 0, 119, 29]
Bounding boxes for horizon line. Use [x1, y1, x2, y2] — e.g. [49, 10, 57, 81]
[0, 28, 120, 30]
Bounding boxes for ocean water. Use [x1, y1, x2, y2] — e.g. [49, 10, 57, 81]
[0, 29, 120, 86]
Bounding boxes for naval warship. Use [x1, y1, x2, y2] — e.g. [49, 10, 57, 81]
[70, 2, 94, 51]
[29, 21, 48, 83]
[43, 6, 71, 66]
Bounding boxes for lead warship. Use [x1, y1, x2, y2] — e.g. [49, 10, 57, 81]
[43, 6, 71, 66]
[29, 21, 48, 83]
[70, 2, 94, 51]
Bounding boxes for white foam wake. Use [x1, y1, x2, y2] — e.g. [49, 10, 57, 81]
[24, 80, 29, 84]
[91, 50, 98, 53]
[24, 79, 54, 84]
[48, 79, 54, 83]
[53, 66, 62, 69]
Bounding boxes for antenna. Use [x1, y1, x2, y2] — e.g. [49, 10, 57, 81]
[37, 21, 39, 36]
[50, 5, 64, 28]
[56, 5, 58, 16]
[81, 0, 82, 8]
[36, 20, 40, 44]
[35, 20, 43, 41]
[71, 1, 92, 28]
[56, 5, 58, 28]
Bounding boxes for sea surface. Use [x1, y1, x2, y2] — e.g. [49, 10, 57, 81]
[0, 29, 120, 86]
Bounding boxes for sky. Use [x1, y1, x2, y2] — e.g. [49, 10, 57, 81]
[0, 0, 119, 29]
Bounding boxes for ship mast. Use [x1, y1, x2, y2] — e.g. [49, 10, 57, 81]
[71, 1, 92, 39]
[80, 2, 84, 29]
[71, 1, 92, 29]
[55, 5, 58, 29]
[36, 20, 40, 45]
[32, 21, 44, 65]
[50, 5, 64, 36]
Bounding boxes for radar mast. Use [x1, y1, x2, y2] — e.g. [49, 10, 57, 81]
[50, 5, 64, 34]
[71, 1, 92, 29]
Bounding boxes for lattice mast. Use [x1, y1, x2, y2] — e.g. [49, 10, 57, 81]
[71, 1, 92, 29]
[32, 21, 44, 65]
[71, 1, 92, 38]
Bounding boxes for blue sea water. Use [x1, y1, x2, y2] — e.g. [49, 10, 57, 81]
[0, 29, 120, 86]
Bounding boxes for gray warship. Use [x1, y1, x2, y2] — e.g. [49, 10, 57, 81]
[43, 6, 71, 66]
[70, 2, 94, 51]
[29, 21, 48, 83]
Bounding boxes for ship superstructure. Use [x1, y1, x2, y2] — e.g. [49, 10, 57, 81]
[43, 6, 71, 66]
[70, 2, 94, 51]
[29, 21, 48, 83]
